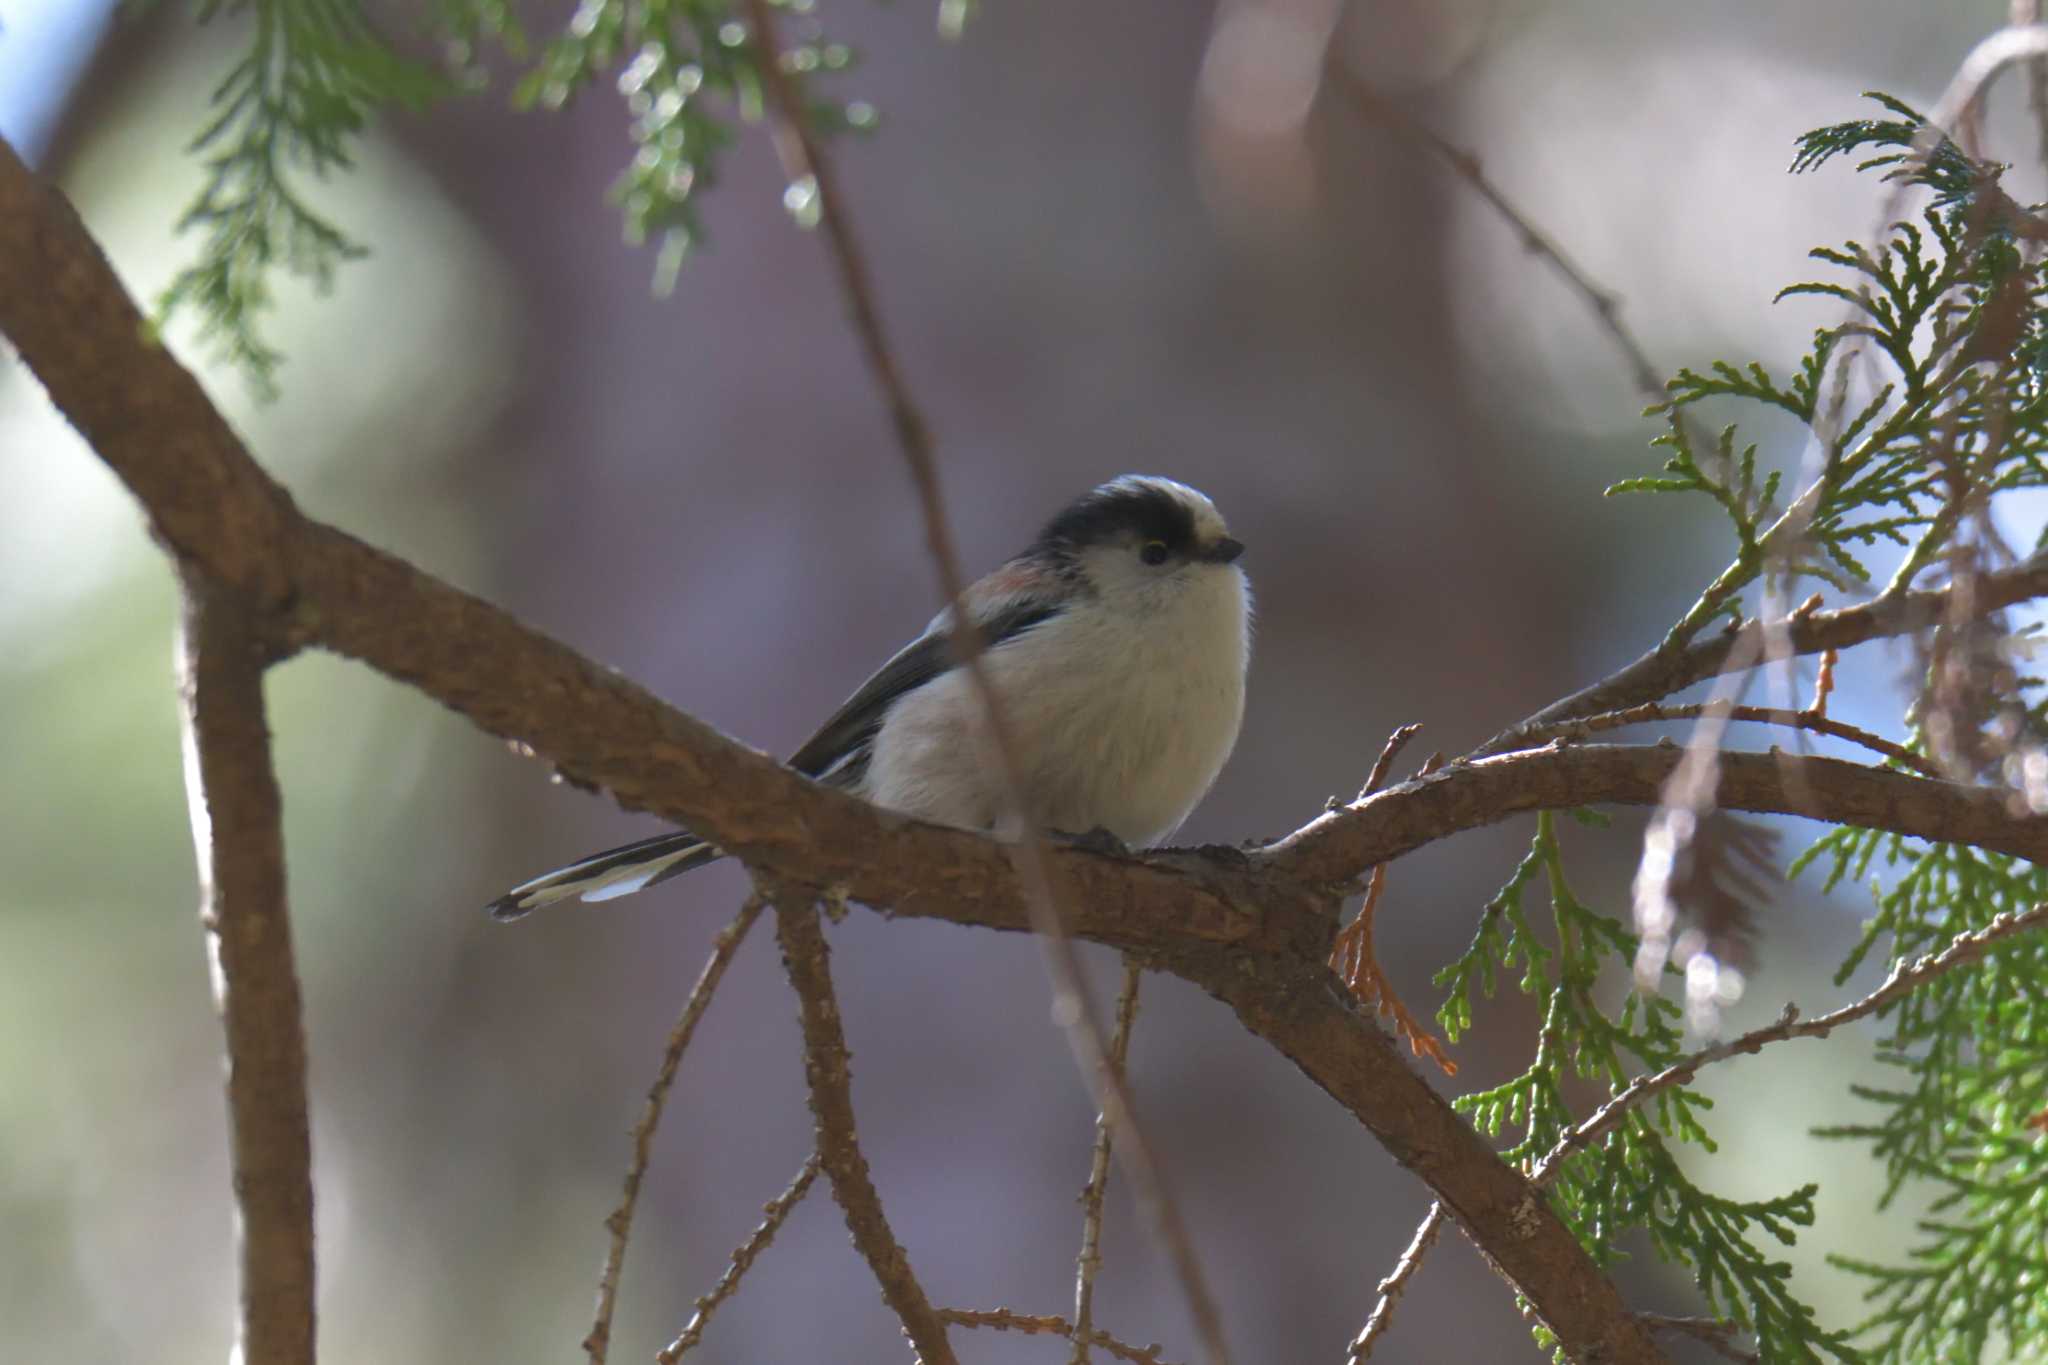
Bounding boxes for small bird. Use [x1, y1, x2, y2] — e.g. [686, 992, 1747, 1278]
[487, 475, 1252, 920]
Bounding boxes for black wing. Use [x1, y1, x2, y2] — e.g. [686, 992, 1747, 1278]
[788, 598, 1061, 785]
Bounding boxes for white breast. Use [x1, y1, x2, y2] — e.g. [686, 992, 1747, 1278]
[861, 566, 1251, 845]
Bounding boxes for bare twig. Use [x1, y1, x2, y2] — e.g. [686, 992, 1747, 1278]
[1345, 1202, 1446, 1362]
[657, 1153, 824, 1363]
[1321, 65, 1673, 420]
[1355, 723, 1423, 803]
[1637, 1314, 1759, 1364]
[1517, 701, 1940, 779]
[176, 575, 313, 1365]
[771, 892, 958, 1364]
[940, 1307, 1176, 1365]
[738, 8, 1230, 1361]
[585, 895, 767, 1364]
[1474, 547, 2048, 764]
[1070, 961, 1145, 1365]
[1529, 902, 2048, 1187]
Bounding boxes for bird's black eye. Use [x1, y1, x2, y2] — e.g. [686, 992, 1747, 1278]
[1139, 540, 1170, 566]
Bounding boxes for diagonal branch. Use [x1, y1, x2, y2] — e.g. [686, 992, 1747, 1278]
[586, 895, 766, 1365]
[1322, 66, 1676, 422]
[1529, 902, 2048, 1188]
[657, 1152, 823, 1363]
[771, 889, 957, 1364]
[1478, 550, 2048, 755]
[1268, 744, 2048, 888]
[1518, 701, 1941, 778]
[176, 575, 313, 1365]
[1345, 1201, 1445, 1361]
[1069, 960, 1144, 1365]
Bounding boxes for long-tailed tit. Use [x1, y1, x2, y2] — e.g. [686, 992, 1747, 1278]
[487, 475, 1251, 920]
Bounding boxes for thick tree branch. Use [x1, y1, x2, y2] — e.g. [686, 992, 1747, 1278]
[176, 576, 313, 1365]
[773, 894, 957, 1364]
[1267, 744, 2048, 888]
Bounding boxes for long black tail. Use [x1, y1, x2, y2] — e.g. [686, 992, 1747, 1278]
[485, 831, 723, 921]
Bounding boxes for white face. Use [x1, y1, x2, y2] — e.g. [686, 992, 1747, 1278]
[1070, 477, 1243, 601]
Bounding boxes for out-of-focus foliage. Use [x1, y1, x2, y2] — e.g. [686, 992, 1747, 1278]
[159, 0, 870, 392]
[159, 0, 448, 394]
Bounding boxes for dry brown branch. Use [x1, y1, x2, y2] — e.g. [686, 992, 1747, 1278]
[176, 576, 313, 1365]
[585, 895, 766, 1364]
[1355, 724, 1423, 803]
[1638, 1314, 1760, 1364]
[1345, 1201, 1446, 1362]
[940, 1307, 1174, 1365]
[1480, 548, 2048, 755]
[772, 892, 957, 1363]
[1070, 960, 1144, 1365]
[1810, 648, 1838, 718]
[1334, 725, 1453, 1072]
[1331, 866, 1455, 1075]
[735, 10, 1232, 1360]
[1518, 701, 1940, 778]
[1268, 744, 2048, 887]
[657, 1153, 824, 1363]
[1529, 903, 2048, 1188]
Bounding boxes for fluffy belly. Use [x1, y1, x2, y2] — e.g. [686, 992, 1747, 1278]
[862, 574, 1248, 845]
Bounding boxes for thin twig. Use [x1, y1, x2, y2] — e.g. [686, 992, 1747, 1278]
[1482, 548, 2048, 754]
[1355, 723, 1423, 803]
[940, 1307, 1177, 1365]
[1345, 1202, 1446, 1361]
[176, 575, 313, 1365]
[739, 7, 1230, 1361]
[1321, 62, 1708, 459]
[1637, 1314, 1760, 1364]
[771, 892, 959, 1364]
[1516, 701, 1940, 778]
[585, 895, 767, 1364]
[657, 1153, 824, 1362]
[1070, 961, 1145, 1365]
[1529, 902, 2048, 1187]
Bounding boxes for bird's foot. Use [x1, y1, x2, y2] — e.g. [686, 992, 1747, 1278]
[1056, 825, 1133, 857]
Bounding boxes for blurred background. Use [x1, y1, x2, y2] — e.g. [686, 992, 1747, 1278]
[2, 1, 2040, 1361]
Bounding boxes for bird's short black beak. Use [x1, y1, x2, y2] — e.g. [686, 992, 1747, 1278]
[1202, 537, 1246, 564]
